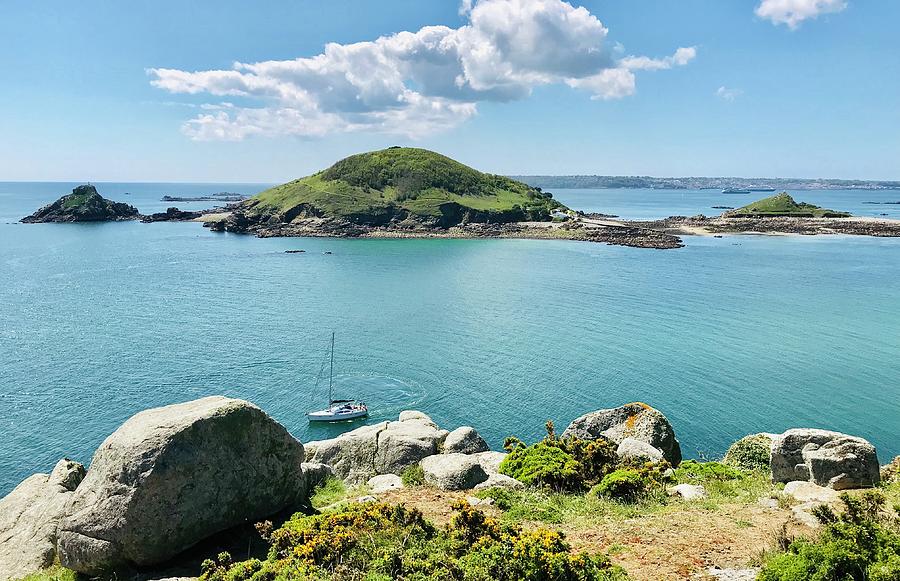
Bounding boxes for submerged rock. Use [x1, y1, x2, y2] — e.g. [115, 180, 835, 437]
[21, 185, 139, 223]
[563, 402, 682, 465]
[0, 459, 85, 581]
[140, 207, 202, 222]
[57, 396, 312, 574]
[770, 428, 880, 489]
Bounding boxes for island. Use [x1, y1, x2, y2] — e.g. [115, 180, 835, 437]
[631, 192, 900, 237]
[201, 147, 683, 249]
[21, 185, 139, 223]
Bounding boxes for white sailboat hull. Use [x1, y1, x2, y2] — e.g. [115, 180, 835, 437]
[307, 407, 369, 422]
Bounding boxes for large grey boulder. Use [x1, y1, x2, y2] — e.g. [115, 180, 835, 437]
[443, 426, 489, 455]
[563, 402, 682, 465]
[770, 428, 880, 489]
[305, 412, 448, 484]
[616, 437, 664, 463]
[420, 453, 488, 491]
[57, 396, 311, 574]
[0, 459, 85, 581]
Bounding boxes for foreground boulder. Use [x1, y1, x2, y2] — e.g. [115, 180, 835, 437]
[21, 185, 139, 223]
[563, 402, 682, 465]
[421, 454, 488, 491]
[0, 460, 85, 581]
[443, 426, 489, 455]
[770, 428, 880, 489]
[57, 396, 311, 574]
[305, 411, 448, 484]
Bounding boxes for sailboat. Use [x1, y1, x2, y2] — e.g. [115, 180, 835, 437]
[307, 332, 369, 422]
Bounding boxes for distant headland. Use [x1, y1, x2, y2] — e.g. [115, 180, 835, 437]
[513, 175, 900, 191]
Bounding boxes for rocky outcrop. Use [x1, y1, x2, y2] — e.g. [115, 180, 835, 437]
[57, 396, 312, 575]
[563, 402, 682, 465]
[367, 474, 403, 494]
[140, 207, 202, 222]
[668, 483, 707, 500]
[770, 428, 880, 489]
[0, 460, 85, 581]
[304, 412, 448, 484]
[21, 185, 139, 223]
[443, 426, 489, 455]
[420, 454, 488, 491]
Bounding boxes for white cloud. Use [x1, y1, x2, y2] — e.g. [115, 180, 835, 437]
[755, 0, 847, 29]
[715, 86, 742, 101]
[149, 0, 696, 140]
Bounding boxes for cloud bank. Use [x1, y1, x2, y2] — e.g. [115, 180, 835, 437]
[149, 0, 695, 140]
[755, 0, 847, 29]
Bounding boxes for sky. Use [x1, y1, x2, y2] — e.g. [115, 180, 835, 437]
[1, 0, 898, 182]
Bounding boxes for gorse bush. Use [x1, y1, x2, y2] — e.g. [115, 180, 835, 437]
[759, 491, 900, 581]
[401, 463, 425, 487]
[500, 421, 618, 492]
[199, 500, 628, 581]
[723, 434, 772, 471]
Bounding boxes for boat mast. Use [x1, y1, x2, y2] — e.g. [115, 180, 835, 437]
[329, 332, 335, 405]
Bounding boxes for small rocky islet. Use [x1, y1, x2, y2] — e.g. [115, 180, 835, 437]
[0, 395, 894, 580]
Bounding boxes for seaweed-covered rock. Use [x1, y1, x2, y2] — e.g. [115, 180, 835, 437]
[563, 402, 682, 465]
[57, 397, 311, 574]
[21, 185, 139, 223]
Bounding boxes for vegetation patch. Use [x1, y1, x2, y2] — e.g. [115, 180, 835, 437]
[759, 490, 900, 580]
[724, 434, 773, 472]
[199, 500, 628, 581]
[499, 421, 618, 492]
[401, 464, 425, 487]
[12, 566, 77, 581]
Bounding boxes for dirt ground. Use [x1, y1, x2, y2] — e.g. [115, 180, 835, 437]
[379, 488, 812, 581]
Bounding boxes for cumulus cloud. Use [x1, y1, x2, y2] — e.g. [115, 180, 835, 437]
[715, 86, 742, 101]
[755, 0, 847, 29]
[149, 0, 696, 140]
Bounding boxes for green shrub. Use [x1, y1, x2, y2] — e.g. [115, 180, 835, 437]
[881, 456, 900, 484]
[759, 491, 900, 581]
[198, 500, 629, 581]
[401, 464, 425, 486]
[723, 434, 772, 471]
[593, 469, 649, 501]
[499, 421, 618, 492]
[675, 460, 745, 483]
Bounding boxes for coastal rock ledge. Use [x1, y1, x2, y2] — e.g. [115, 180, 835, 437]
[56, 396, 316, 575]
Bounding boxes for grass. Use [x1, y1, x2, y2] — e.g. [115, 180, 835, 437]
[12, 565, 77, 581]
[727, 192, 851, 218]
[246, 147, 563, 224]
[309, 476, 370, 510]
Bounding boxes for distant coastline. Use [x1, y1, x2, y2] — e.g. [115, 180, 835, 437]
[512, 175, 900, 191]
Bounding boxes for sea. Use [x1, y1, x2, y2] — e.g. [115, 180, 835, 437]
[2, 182, 899, 494]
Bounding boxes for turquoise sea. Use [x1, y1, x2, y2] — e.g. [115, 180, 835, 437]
[2, 182, 899, 494]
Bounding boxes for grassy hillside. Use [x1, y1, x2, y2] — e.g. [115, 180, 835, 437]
[726, 192, 851, 218]
[245, 147, 564, 226]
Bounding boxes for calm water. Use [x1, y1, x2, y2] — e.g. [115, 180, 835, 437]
[2, 182, 899, 494]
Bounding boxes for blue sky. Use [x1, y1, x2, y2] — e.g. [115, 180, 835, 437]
[1, 0, 897, 182]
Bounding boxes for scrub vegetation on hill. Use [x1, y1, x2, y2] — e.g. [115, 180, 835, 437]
[725, 193, 851, 218]
[244, 147, 564, 226]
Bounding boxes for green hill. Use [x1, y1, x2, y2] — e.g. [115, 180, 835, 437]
[242, 147, 564, 227]
[724, 192, 850, 218]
